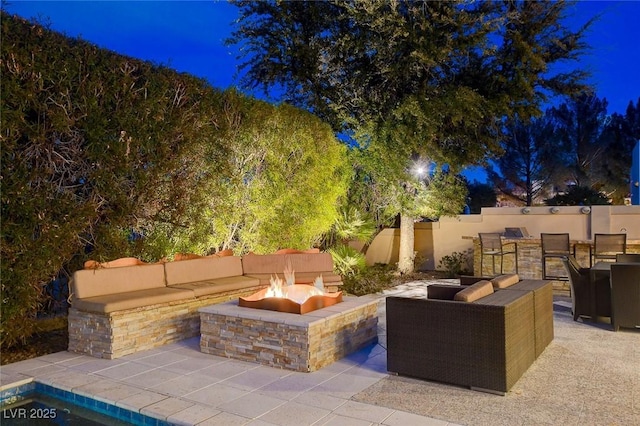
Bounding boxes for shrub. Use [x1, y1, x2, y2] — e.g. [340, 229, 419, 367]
[438, 250, 473, 278]
[341, 264, 395, 296]
[329, 245, 367, 277]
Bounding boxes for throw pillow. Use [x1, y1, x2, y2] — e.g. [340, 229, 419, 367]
[453, 280, 494, 302]
[491, 274, 520, 289]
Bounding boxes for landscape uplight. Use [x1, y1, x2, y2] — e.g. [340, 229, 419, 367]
[412, 161, 428, 177]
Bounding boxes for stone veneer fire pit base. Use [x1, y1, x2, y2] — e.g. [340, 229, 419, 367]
[199, 296, 379, 372]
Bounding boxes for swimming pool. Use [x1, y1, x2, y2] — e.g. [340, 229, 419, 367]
[1, 381, 170, 425]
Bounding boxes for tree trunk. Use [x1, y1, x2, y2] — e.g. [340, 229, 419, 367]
[398, 212, 415, 274]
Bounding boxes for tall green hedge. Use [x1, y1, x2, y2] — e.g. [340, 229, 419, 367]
[201, 94, 351, 254]
[1, 14, 349, 348]
[1, 13, 230, 346]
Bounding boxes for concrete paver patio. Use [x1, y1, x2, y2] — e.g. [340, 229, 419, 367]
[1, 279, 638, 425]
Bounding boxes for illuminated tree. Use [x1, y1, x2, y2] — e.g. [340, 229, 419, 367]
[229, 0, 592, 272]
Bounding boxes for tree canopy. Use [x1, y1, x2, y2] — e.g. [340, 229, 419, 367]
[487, 113, 562, 206]
[230, 0, 592, 162]
[488, 95, 639, 206]
[229, 0, 594, 271]
[550, 92, 610, 188]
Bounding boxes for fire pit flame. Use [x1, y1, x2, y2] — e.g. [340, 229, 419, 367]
[239, 268, 342, 314]
[264, 274, 325, 304]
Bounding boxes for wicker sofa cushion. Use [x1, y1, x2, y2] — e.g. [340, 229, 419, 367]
[491, 274, 520, 289]
[454, 280, 494, 302]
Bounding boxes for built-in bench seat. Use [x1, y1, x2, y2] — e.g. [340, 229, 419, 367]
[68, 252, 342, 359]
[164, 255, 261, 296]
[71, 263, 194, 313]
[72, 287, 195, 314]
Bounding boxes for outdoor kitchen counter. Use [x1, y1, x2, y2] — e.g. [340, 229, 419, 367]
[463, 236, 640, 279]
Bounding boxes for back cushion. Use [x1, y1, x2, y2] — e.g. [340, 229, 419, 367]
[242, 253, 334, 274]
[164, 256, 243, 286]
[491, 274, 520, 289]
[275, 248, 321, 254]
[72, 264, 166, 299]
[241, 254, 284, 274]
[454, 280, 494, 302]
[84, 257, 147, 269]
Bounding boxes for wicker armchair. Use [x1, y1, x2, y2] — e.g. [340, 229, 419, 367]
[610, 263, 640, 332]
[458, 276, 554, 358]
[386, 287, 537, 394]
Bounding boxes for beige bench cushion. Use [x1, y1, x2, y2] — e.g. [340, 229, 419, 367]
[164, 256, 244, 286]
[241, 253, 335, 275]
[244, 272, 342, 286]
[72, 287, 195, 313]
[454, 280, 494, 302]
[169, 276, 261, 297]
[72, 264, 166, 299]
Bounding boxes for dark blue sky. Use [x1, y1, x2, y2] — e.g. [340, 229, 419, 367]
[5, 1, 640, 115]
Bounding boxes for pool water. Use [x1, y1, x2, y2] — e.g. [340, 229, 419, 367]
[1, 382, 169, 426]
[2, 393, 130, 425]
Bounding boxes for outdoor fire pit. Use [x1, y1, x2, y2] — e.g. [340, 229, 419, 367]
[238, 272, 342, 314]
[200, 264, 377, 372]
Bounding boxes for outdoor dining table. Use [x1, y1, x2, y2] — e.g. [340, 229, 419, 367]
[591, 261, 613, 274]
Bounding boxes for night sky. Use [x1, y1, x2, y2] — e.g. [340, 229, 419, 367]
[5, 1, 639, 115]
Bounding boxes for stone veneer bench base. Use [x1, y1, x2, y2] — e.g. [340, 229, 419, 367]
[199, 296, 379, 372]
[68, 286, 263, 359]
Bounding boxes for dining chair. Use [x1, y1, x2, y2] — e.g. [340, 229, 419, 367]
[615, 253, 640, 263]
[561, 256, 591, 321]
[541, 233, 573, 280]
[593, 233, 627, 264]
[479, 233, 518, 276]
[609, 263, 640, 331]
[562, 255, 611, 322]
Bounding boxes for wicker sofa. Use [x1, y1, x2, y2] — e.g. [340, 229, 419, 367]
[69, 252, 341, 359]
[386, 276, 553, 394]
